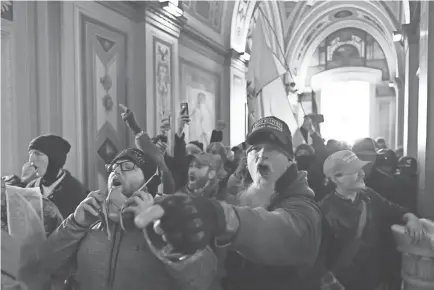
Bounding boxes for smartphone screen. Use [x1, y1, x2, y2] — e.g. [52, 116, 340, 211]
[180, 102, 189, 116]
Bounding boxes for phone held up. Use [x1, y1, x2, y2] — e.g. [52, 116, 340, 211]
[180, 102, 189, 117]
[180, 102, 189, 124]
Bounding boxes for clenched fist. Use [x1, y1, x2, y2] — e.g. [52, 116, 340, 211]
[73, 190, 106, 228]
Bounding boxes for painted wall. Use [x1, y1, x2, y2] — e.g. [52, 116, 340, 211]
[0, 1, 143, 192]
[0, 1, 232, 190]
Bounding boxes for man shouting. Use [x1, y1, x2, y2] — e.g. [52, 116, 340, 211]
[40, 148, 218, 290]
[134, 116, 323, 290]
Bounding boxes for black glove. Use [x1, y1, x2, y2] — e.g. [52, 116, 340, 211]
[155, 194, 226, 255]
[120, 107, 142, 135]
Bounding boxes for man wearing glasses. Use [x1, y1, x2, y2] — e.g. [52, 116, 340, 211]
[40, 147, 218, 290]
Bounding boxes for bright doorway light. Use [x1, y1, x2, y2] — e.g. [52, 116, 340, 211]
[321, 81, 371, 145]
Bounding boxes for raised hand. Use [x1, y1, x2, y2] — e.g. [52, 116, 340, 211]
[119, 104, 142, 135]
[160, 113, 172, 134]
[135, 194, 226, 255]
[302, 116, 315, 134]
[177, 114, 191, 136]
[73, 190, 106, 228]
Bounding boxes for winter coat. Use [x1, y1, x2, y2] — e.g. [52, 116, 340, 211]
[223, 169, 323, 290]
[39, 215, 218, 290]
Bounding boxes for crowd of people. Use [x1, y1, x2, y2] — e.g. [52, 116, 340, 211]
[1, 104, 426, 290]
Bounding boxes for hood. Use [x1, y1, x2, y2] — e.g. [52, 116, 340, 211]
[274, 164, 315, 199]
[283, 171, 315, 198]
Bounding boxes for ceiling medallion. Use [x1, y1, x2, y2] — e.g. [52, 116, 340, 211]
[334, 10, 353, 19]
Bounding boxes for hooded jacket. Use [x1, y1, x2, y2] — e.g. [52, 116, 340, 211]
[39, 215, 218, 290]
[223, 168, 323, 290]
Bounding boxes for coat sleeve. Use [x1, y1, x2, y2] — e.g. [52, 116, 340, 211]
[225, 198, 322, 267]
[154, 246, 219, 290]
[39, 215, 89, 275]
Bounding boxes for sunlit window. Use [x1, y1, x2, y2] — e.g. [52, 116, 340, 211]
[321, 81, 370, 145]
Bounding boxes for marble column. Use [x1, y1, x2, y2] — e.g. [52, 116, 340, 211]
[417, 0, 434, 220]
[403, 26, 420, 158]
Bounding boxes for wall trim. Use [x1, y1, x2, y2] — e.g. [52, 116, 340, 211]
[96, 1, 139, 22]
[182, 23, 229, 57]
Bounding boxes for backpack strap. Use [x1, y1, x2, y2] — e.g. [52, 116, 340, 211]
[331, 200, 367, 273]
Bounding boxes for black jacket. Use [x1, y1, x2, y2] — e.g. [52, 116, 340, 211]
[27, 170, 87, 218]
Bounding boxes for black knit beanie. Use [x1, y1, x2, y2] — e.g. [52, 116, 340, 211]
[28, 134, 71, 186]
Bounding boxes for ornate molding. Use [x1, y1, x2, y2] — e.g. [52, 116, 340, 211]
[230, 0, 257, 53]
[140, 2, 187, 38]
[182, 23, 229, 58]
[96, 1, 139, 21]
[296, 20, 398, 86]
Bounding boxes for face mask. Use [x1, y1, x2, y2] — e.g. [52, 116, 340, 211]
[296, 155, 314, 171]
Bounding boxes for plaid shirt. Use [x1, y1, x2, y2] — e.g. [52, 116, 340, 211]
[321, 272, 345, 290]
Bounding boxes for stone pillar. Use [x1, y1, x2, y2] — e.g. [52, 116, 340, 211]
[229, 51, 248, 146]
[417, 0, 434, 220]
[403, 27, 420, 158]
[140, 3, 185, 153]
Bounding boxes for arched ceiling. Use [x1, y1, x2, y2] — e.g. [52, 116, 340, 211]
[229, 0, 410, 88]
[284, 0, 407, 86]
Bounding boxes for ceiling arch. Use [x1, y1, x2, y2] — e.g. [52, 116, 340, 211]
[297, 20, 398, 86]
[285, 0, 405, 86]
[230, 0, 284, 58]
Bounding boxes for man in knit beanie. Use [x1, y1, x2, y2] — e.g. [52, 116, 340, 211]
[26, 134, 87, 218]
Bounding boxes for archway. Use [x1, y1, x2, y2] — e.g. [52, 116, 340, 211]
[311, 67, 387, 145]
[229, 0, 285, 146]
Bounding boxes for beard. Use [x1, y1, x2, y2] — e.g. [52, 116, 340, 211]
[237, 181, 275, 208]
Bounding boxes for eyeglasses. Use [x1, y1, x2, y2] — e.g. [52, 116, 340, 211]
[106, 160, 136, 173]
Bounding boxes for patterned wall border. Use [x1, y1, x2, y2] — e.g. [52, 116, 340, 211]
[153, 36, 173, 134]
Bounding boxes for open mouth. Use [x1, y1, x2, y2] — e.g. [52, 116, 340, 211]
[188, 174, 197, 183]
[111, 176, 122, 188]
[257, 163, 270, 176]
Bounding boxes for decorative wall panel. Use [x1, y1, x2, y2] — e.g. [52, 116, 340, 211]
[1, 1, 13, 21]
[81, 14, 128, 191]
[180, 60, 220, 148]
[153, 37, 173, 133]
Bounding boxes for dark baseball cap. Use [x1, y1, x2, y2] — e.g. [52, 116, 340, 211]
[247, 116, 294, 158]
[352, 138, 377, 156]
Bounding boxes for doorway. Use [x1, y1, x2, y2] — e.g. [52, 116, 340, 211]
[321, 81, 371, 145]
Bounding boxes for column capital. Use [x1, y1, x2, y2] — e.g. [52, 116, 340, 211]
[230, 49, 248, 72]
[139, 2, 187, 38]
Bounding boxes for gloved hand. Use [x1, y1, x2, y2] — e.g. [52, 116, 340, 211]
[135, 194, 227, 255]
[119, 104, 142, 135]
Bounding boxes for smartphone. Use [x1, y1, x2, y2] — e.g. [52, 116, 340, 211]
[180, 102, 189, 117]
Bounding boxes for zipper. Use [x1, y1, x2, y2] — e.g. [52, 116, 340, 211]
[106, 223, 120, 290]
